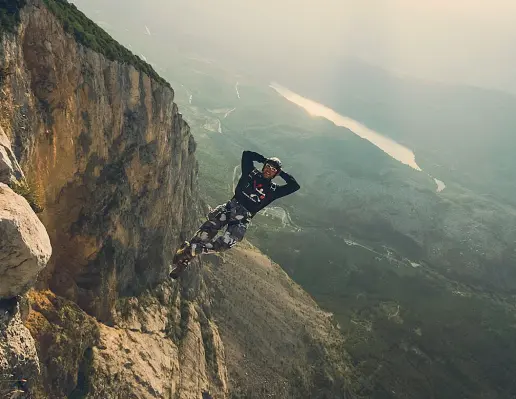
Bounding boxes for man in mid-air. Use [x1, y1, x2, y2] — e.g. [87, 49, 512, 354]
[170, 150, 300, 278]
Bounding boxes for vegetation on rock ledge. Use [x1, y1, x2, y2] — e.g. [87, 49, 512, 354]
[43, 0, 171, 89]
[0, 0, 26, 34]
[8, 178, 44, 213]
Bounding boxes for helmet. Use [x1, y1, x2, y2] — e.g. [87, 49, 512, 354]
[265, 157, 282, 170]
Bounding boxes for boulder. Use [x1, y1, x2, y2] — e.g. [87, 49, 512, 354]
[0, 183, 51, 298]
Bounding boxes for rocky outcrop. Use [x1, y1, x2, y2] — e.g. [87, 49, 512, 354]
[82, 281, 228, 399]
[17, 283, 228, 399]
[0, 183, 52, 298]
[0, 115, 48, 398]
[87, 324, 180, 399]
[0, 125, 25, 184]
[0, 0, 199, 322]
[0, 301, 40, 399]
[23, 290, 99, 398]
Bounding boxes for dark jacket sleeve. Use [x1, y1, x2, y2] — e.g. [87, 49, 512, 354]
[241, 150, 266, 176]
[274, 170, 301, 199]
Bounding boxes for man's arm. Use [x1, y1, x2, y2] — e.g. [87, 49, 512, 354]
[241, 150, 266, 176]
[274, 170, 301, 199]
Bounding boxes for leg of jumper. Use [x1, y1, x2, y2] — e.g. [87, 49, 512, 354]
[209, 220, 249, 252]
[188, 203, 229, 256]
[208, 200, 251, 253]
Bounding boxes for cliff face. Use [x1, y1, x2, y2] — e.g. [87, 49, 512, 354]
[1, 0, 198, 322]
[0, 1, 224, 397]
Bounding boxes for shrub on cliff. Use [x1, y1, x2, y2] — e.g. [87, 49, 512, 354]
[0, 0, 26, 34]
[8, 178, 44, 213]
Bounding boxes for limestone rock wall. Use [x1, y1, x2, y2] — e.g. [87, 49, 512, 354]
[0, 0, 199, 322]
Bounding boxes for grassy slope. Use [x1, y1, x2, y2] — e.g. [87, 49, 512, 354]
[202, 242, 355, 399]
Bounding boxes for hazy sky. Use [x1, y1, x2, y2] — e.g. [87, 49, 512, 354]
[339, 0, 516, 92]
[73, 0, 516, 94]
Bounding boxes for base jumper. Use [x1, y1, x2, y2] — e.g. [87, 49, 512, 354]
[170, 150, 300, 279]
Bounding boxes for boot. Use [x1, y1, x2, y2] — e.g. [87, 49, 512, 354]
[170, 241, 193, 279]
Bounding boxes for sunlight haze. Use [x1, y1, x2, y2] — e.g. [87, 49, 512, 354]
[72, 0, 516, 93]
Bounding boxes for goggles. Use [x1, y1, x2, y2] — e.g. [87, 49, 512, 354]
[264, 163, 278, 173]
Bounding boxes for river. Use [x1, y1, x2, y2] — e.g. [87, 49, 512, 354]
[270, 82, 422, 171]
[270, 82, 447, 192]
